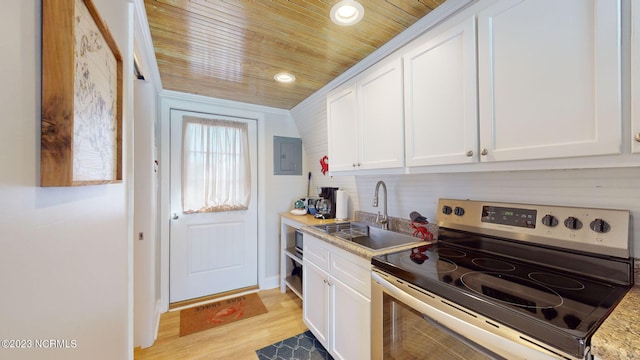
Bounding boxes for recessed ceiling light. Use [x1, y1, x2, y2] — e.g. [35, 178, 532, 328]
[330, 0, 364, 26]
[274, 72, 296, 83]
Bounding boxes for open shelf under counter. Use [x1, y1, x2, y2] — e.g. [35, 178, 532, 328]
[285, 274, 303, 298]
[284, 247, 303, 264]
[280, 212, 343, 227]
[280, 213, 348, 299]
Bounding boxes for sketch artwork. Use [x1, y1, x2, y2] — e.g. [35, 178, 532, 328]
[72, 0, 118, 182]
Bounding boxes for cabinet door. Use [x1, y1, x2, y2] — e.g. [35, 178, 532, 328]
[302, 260, 329, 347]
[330, 276, 371, 360]
[478, 0, 621, 162]
[633, 0, 640, 153]
[404, 16, 478, 166]
[327, 84, 358, 171]
[358, 58, 405, 170]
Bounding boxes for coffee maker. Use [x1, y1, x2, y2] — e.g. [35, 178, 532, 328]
[315, 187, 339, 219]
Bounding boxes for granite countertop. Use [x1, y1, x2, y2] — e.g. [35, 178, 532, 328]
[591, 286, 640, 359]
[280, 212, 410, 259]
[296, 211, 437, 260]
[280, 212, 341, 226]
[299, 225, 431, 260]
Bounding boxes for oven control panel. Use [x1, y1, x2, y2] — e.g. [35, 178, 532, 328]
[437, 199, 631, 258]
[481, 205, 537, 228]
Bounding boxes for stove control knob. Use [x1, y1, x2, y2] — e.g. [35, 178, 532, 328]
[563, 216, 583, 230]
[541, 307, 558, 321]
[589, 219, 611, 233]
[541, 214, 559, 227]
[563, 314, 581, 330]
[442, 205, 453, 215]
[454, 207, 465, 216]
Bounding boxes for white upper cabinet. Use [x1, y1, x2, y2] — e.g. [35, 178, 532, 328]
[404, 16, 478, 167]
[327, 57, 404, 173]
[477, 0, 622, 162]
[327, 84, 358, 172]
[632, 0, 640, 154]
[357, 58, 405, 170]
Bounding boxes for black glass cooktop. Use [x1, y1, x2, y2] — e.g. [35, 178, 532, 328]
[372, 229, 632, 358]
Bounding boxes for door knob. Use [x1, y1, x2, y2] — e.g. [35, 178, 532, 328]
[172, 213, 179, 220]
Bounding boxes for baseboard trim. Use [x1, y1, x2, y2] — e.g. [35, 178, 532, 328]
[261, 275, 280, 290]
[168, 286, 260, 312]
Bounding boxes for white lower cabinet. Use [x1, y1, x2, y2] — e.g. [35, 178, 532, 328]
[303, 260, 330, 345]
[330, 276, 370, 360]
[302, 234, 371, 360]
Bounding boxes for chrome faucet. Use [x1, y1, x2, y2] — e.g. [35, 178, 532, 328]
[372, 180, 389, 230]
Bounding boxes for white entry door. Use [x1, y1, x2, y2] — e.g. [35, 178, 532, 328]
[169, 109, 258, 303]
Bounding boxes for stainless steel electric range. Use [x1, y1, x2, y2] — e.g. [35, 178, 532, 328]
[371, 199, 634, 360]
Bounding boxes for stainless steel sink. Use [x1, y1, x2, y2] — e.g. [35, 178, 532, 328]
[313, 222, 419, 250]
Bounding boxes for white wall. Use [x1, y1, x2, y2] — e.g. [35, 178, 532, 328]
[263, 111, 307, 284]
[133, 79, 159, 348]
[353, 169, 640, 252]
[0, 1, 133, 359]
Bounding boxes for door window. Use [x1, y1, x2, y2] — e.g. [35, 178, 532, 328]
[181, 116, 251, 213]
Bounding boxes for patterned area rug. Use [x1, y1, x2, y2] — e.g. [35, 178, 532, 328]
[256, 330, 334, 360]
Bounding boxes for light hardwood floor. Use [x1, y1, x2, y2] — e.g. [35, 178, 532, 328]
[134, 289, 307, 360]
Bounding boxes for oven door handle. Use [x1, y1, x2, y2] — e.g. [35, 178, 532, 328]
[417, 300, 502, 357]
[372, 271, 574, 360]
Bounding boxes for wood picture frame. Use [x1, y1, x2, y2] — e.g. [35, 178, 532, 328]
[41, 0, 123, 186]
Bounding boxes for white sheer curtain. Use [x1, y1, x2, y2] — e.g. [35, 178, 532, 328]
[181, 116, 251, 213]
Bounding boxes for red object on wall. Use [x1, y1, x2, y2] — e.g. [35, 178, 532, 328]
[320, 155, 329, 175]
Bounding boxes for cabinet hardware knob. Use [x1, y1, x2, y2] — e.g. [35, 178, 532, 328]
[635, 133, 640, 143]
[466, 150, 473, 157]
[480, 148, 488, 156]
[352, 163, 356, 167]
[172, 213, 179, 220]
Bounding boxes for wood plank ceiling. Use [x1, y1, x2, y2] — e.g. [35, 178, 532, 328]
[144, 0, 446, 109]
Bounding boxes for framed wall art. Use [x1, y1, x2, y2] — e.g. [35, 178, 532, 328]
[41, 0, 123, 186]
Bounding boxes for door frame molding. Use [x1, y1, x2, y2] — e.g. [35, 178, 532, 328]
[158, 91, 267, 312]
